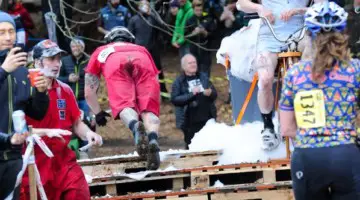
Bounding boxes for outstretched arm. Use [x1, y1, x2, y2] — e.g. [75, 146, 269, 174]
[73, 118, 103, 145]
[237, 0, 263, 13]
[85, 73, 101, 115]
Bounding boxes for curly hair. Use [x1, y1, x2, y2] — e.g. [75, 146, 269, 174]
[312, 32, 351, 83]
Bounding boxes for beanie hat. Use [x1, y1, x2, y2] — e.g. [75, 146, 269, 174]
[0, 12, 16, 29]
[170, 0, 179, 8]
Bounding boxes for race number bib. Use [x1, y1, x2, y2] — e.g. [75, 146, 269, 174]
[294, 90, 326, 129]
[97, 46, 115, 63]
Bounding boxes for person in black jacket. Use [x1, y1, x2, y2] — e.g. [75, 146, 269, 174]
[0, 12, 49, 199]
[185, 3, 216, 77]
[59, 38, 95, 159]
[128, 0, 169, 97]
[171, 54, 217, 149]
[59, 38, 90, 116]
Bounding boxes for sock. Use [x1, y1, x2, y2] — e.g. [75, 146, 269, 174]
[261, 111, 274, 130]
[148, 132, 158, 141]
[129, 120, 138, 137]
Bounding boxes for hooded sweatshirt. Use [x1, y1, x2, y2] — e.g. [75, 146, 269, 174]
[171, 0, 194, 45]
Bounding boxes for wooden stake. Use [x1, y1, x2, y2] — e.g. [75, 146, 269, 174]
[28, 126, 37, 200]
[235, 74, 258, 125]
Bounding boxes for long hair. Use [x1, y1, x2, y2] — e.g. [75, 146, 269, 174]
[312, 31, 351, 83]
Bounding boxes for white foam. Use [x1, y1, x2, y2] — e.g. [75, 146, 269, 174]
[189, 116, 294, 165]
[213, 180, 225, 187]
[85, 174, 93, 184]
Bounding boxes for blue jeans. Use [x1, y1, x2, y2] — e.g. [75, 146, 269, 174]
[291, 144, 360, 200]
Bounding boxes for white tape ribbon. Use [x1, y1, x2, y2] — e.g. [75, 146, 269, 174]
[5, 135, 53, 200]
[79, 143, 93, 152]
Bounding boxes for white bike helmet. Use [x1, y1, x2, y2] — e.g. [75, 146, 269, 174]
[305, 1, 348, 35]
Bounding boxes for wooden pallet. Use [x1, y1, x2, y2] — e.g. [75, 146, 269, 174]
[91, 181, 293, 200]
[80, 150, 221, 178]
[88, 159, 291, 196]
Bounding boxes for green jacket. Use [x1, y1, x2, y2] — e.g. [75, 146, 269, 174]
[172, 1, 194, 45]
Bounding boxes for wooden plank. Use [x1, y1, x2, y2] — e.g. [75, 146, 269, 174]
[191, 173, 210, 189]
[189, 166, 290, 176]
[160, 153, 219, 169]
[105, 185, 117, 196]
[90, 174, 188, 186]
[80, 150, 221, 166]
[173, 178, 184, 190]
[166, 196, 208, 200]
[92, 182, 293, 200]
[211, 189, 294, 200]
[263, 169, 276, 183]
[82, 161, 146, 177]
[82, 151, 220, 178]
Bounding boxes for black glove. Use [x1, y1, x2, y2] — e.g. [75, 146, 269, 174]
[95, 111, 111, 127]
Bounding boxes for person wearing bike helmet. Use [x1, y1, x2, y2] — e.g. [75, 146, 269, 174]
[279, 2, 360, 199]
[237, 0, 311, 151]
[85, 26, 161, 170]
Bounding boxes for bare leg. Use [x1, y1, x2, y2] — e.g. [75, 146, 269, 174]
[119, 107, 139, 129]
[141, 111, 160, 170]
[256, 52, 278, 115]
[141, 112, 160, 136]
[255, 51, 281, 151]
[119, 108, 148, 158]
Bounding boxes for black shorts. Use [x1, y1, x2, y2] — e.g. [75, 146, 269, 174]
[291, 144, 360, 200]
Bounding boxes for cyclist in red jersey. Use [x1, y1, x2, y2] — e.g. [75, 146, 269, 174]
[85, 27, 161, 170]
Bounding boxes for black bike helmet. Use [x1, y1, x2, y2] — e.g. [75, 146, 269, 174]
[104, 26, 135, 44]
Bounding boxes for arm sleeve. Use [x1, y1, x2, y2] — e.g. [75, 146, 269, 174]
[279, 71, 295, 111]
[171, 78, 196, 106]
[0, 132, 11, 147]
[176, 11, 194, 45]
[0, 67, 9, 86]
[25, 89, 50, 120]
[171, 12, 182, 44]
[85, 49, 102, 78]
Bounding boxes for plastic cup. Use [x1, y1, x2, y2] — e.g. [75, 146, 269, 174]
[28, 69, 41, 87]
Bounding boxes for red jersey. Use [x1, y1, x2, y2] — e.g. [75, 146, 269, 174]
[85, 42, 161, 118]
[23, 80, 81, 186]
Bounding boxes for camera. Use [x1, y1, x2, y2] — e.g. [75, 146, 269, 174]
[14, 43, 25, 53]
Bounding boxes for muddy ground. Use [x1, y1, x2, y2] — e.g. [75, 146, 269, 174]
[89, 51, 233, 158]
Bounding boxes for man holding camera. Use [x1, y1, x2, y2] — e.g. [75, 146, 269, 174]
[0, 12, 49, 199]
